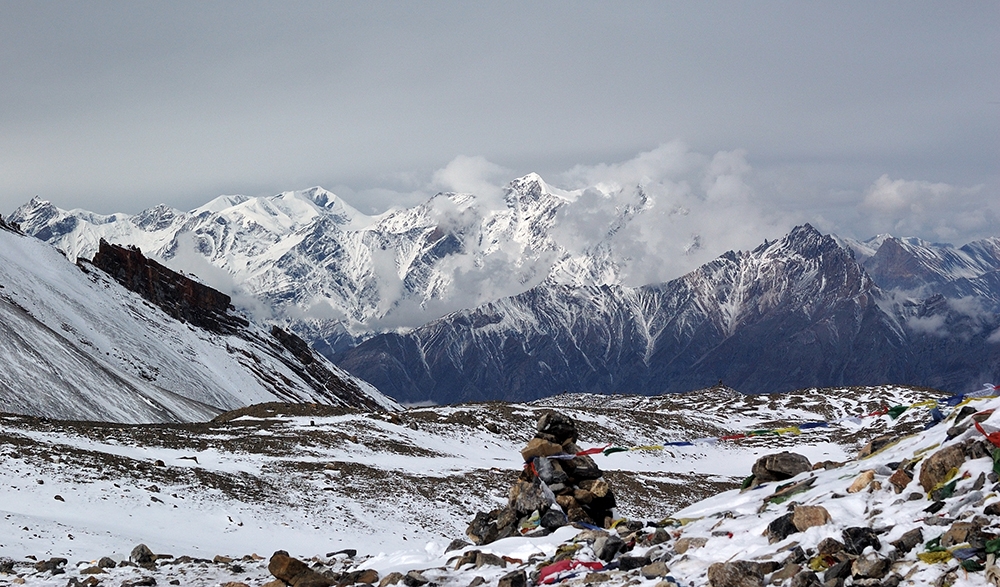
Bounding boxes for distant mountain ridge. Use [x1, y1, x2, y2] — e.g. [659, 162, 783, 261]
[10, 183, 1000, 405]
[336, 224, 1000, 403]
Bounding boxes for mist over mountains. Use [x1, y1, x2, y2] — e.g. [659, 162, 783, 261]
[9, 173, 1000, 405]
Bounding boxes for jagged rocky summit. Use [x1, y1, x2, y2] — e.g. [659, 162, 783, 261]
[467, 411, 619, 546]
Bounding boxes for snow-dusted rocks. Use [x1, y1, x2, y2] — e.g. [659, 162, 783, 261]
[467, 411, 618, 545]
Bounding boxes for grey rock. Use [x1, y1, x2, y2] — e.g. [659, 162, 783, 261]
[752, 452, 812, 484]
[497, 570, 526, 587]
[130, 545, 155, 565]
[841, 527, 880, 555]
[707, 561, 763, 587]
[765, 513, 798, 544]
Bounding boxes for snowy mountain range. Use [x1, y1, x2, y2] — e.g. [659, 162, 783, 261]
[338, 224, 1000, 403]
[9, 178, 1000, 405]
[0, 220, 397, 423]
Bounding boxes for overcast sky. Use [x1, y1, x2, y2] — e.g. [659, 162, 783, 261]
[1, 1, 997, 245]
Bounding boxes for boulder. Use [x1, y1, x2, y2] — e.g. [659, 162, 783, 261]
[130, 545, 155, 565]
[842, 527, 881, 556]
[751, 452, 811, 484]
[497, 570, 526, 587]
[378, 572, 404, 587]
[268, 551, 335, 587]
[619, 556, 651, 571]
[792, 505, 831, 531]
[918, 445, 966, 492]
[510, 478, 554, 515]
[940, 521, 974, 548]
[707, 561, 763, 587]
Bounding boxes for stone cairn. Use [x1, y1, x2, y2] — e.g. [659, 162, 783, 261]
[467, 411, 617, 545]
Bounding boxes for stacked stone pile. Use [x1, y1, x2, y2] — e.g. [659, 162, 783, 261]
[467, 411, 619, 545]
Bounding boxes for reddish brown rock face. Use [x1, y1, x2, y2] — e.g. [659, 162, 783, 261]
[90, 239, 247, 334]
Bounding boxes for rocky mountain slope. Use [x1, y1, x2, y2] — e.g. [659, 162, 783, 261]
[0, 384, 994, 586]
[337, 225, 1000, 403]
[0, 221, 397, 423]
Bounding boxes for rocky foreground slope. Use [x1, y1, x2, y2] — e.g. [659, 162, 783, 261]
[3, 385, 994, 586]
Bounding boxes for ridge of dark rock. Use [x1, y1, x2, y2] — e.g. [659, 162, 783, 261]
[89, 239, 248, 335]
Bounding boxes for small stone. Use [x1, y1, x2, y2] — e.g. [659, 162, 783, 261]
[54, 495, 65, 502]
[497, 569, 526, 587]
[467, 577, 486, 587]
[584, 572, 611, 583]
[674, 536, 708, 554]
[214, 555, 233, 564]
[847, 470, 875, 493]
[445, 539, 471, 553]
[792, 505, 831, 532]
[940, 521, 974, 548]
[619, 555, 651, 571]
[220, 583, 249, 587]
[770, 563, 801, 583]
[378, 572, 404, 587]
[889, 527, 923, 554]
[641, 561, 670, 579]
[474, 552, 506, 569]
[403, 571, 429, 587]
[97, 557, 116, 568]
[766, 513, 798, 544]
[851, 555, 890, 579]
[707, 560, 763, 587]
[520, 438, 565, 461]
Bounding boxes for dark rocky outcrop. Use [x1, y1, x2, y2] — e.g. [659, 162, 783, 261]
[90, 239, 248, 334]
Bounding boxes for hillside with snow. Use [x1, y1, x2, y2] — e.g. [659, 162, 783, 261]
[0, 385, 997, 586]
[0, 222, 397, 423]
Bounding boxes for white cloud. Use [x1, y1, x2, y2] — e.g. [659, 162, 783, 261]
[431, 155, 508, 207]
[859, 175, 994, 242]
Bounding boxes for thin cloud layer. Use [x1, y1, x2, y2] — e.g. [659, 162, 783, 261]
[859, 175, 995, 242]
